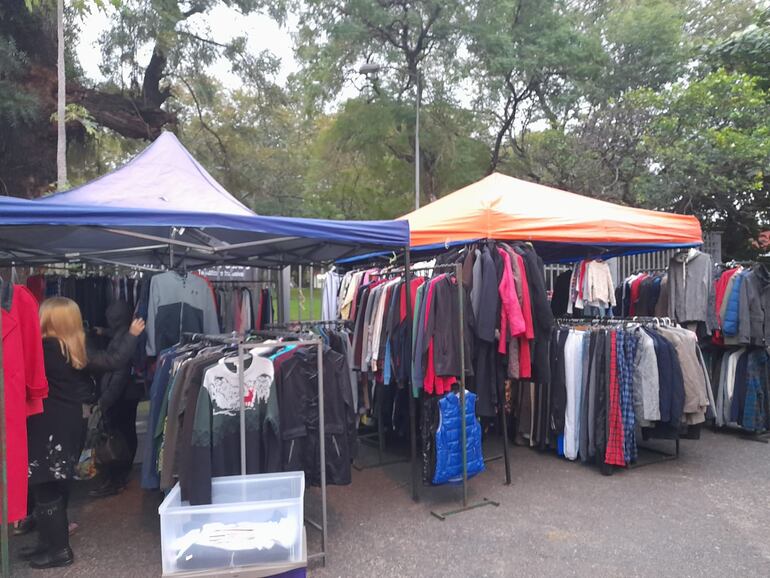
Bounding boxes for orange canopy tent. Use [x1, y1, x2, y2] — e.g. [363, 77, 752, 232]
[398, 172, 702, 262]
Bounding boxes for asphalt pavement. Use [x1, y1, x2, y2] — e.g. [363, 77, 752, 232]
[8, 428, 770, 577]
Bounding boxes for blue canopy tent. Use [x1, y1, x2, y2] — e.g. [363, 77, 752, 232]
[41, 132, 256, 216]
[0, 132, 409, 268]
[0, 195, 409, 269]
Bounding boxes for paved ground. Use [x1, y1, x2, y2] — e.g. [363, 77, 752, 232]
[8, 429, 770, 577]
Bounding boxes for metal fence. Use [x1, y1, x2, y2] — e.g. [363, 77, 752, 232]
[543, 251, 675, 294]
[543, 231, 722, 293]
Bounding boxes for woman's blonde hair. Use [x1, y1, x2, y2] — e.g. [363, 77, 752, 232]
[39, 297, 87, 370]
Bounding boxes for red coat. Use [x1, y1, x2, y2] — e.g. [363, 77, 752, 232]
[2, 284, 48, 522]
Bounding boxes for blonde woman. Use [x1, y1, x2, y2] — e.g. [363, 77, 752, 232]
[22, 297, 144, 569]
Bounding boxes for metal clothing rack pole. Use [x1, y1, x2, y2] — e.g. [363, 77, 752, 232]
[0, 307, 9, 578]
[430, 262, 499, 519]
[209, 280, 277, 285]
[404, 248, 419, 500]
[266, 320, 353, 330]
[245, 332, 328, 566]
[189, 330, 330, 565]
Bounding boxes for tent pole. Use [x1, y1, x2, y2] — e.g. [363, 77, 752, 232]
[169, 228, 175, 270]
[65, 244, 168, 258]
[210, 236, 299, 252]
[0, 301, 9, 578]
[309, 266, 314, 321]
[298, 265, 302, 323]
[458, 262, 468, 507]
[102, 227, 214, 254]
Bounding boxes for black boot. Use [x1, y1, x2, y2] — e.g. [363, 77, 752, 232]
[18, 506, 49, 561]
[28, 498, 73, 569]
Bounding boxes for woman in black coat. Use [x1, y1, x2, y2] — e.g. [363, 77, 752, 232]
[23, 297, 144, 570]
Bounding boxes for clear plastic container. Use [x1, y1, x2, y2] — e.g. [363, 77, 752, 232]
[158, 472, 305, 576]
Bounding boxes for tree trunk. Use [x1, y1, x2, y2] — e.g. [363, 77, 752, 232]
[56, 0, 66, 189]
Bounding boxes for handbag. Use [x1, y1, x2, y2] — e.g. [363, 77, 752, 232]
[91, 406, 131, 465]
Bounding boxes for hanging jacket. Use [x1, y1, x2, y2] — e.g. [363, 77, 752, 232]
[432, 391, 485, 485]
[512, 243, 554, 384]
[1, 282, 47, 522]
[738, 264, 770, 346]
[667, 250, 712, 329]
[146, 272, 220, 356]
[275, 346, 355, 487]
[722, 271, 746, 337]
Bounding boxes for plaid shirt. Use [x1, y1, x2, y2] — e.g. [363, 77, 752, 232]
[605, 331, 626, 467]
[742, 350, 769, 432]
[618, 330, 638, 463]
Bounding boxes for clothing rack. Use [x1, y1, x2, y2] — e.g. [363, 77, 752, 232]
[554, 317, 683, 473]
[180, 330, 330, 567]
[262, 320, 396, 472]
[266, 320, 353, 330]
[632, 267, 667, 274]
[405, 262, 503, 519]
[340, 270, 414, 471]
[244, 329, 328, 565]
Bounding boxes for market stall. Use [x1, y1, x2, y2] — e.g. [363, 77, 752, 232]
[0, 137, 410, 577]
[332, 172, 709, 514]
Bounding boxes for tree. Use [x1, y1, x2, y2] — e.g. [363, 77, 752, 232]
[303, 96, 488, 219]
[706, 6, 770, 88]
[174, 73, 310, 215]
[0, 0, 284, 197]
[467, 0, 605, 173]
[641, 70, 770, 258]
[295, 0, 471, 204]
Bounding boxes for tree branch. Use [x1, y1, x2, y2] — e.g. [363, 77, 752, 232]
[179, 76, 232, 175]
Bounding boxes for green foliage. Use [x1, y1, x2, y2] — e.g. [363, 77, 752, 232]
[641, 70, 770, 256]
[0, 37, 39, 127]
[302, 96, 488, 219]
[51, 103, 98, 135]
[6, 0, 770, 258]
[706, 7, 770, 88]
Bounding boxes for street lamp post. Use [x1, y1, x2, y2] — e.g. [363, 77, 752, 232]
[359, 63, 421, 210]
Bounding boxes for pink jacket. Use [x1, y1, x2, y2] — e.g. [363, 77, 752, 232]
[497, 248, 526, 354]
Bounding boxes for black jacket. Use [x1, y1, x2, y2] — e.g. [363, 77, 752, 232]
[97, 301, 139, 411]
[276, 346, 355, 486]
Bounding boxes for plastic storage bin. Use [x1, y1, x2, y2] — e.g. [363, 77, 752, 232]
[159, 472, 305, 576]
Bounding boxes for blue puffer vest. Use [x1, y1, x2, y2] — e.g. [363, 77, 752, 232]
[432, 390, 485, 485]
[722, 271, 746, 336]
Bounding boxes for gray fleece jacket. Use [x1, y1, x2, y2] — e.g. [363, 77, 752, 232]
[667, 250, 712, 330]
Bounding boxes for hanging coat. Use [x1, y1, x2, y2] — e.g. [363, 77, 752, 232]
[1, 282, 48, 522]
